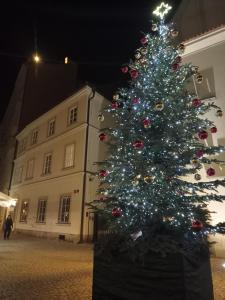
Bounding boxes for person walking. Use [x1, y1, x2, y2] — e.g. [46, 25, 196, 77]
[3, 215, 13, 240]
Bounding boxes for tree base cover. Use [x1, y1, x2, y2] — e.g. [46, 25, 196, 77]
[92, 236, 214, 300]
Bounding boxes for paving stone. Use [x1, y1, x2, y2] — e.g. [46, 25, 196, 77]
[0, 234, 93, 300]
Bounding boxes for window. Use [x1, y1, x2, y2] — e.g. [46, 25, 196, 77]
[43, 153, 52, 175]
[17, 166, 23, 183]
[31, 129, 38, 145]
[186, 68, 216, 100]
[26, 159, 34, 179]
[18, 138, 27, 154]
[20, 200, 29, 222]
[36, 198, 47, 223]
[48, 118, 55, 137]
[64, 144, 75, 168]
[58, 195, 71, 223]
[13, 168, 18, 184]
[68, 106, 77, 125]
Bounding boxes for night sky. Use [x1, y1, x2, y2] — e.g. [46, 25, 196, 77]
[0, 0, 181, 120]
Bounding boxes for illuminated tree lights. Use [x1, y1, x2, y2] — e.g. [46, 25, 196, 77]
[92, 2, 225, 239]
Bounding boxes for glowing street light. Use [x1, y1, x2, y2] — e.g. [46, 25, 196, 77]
[33, 53, 41, 63]
[64, 57, 69, 64]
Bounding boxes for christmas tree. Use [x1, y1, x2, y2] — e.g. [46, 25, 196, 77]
[93, 2, 225, 253]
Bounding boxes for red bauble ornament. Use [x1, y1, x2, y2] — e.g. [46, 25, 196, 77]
[99, 133, 107, 141]
[140, 36, 148, 45]
[133, 140, 144, 149]
[196, 150, 204, 158]
[121, 66, 129, 73]
[198, 130, 208, 140]
[207, 167, 215, 176]
[112, 208, 122, 217]
[132, 97, 140, 104]
[143, 119, 151, 128]
[111, 102, 119, 109]
[172, 63, 179, 71]
[191, 220, 203, 232]
[192, 98, 201, 107]
[99, 170, 108, 178]
[130, 70, 139, 79]
[210, 127, 217, 133]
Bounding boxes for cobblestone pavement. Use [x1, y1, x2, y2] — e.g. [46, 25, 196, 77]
[0, 234, 93, 300]
[211, 257, 225, 300]
[0, 234, 225, 300]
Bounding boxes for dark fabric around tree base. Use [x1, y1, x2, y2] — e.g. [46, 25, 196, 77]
[92, 250, 214, 300]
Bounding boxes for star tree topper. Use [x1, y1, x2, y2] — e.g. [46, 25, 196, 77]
[153, 2, 172, 19]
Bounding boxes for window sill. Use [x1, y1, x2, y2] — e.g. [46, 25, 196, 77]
[67, 121, 77, 127]
[56, 222, 71, 225]
[36, 222, 46, 225]
[62, 166, 74, 171]
[41, 172, 52, 177]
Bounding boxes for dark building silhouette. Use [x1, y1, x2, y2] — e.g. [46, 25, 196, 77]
[173, 0, 225, 41]
[0, 62, 78, 194]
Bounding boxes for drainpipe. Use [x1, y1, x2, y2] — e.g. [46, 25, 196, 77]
[78, 85, 95, 243]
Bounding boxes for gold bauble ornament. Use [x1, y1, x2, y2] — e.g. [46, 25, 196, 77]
[132, 180, 139, 186]
[135, 52, 141, 59]
[194, 174, 201, 181]
[178, 43, 185, 53]
[196, 73, 203, 84]
[191, 66, 199, 75]
[216, 109, 223, 117]
[171, 30, 179, 37]
[192, 158, 199, 166]
[97, 113, 104, 122]
[113, 94, 119, 100]
[144, 176, 154, 183]
[141, 48, 147, 55]
[154, 102, 164, 111]
[152, 24, 158, 31]
[140, 58, 148, 65]
[135, 174, 142, 180]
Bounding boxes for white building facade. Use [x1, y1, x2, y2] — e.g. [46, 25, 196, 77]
[10, 86, 109, 242]
[183, 26, 225, 256]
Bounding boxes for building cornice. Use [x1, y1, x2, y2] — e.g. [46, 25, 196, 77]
[183, 26, 225, 57]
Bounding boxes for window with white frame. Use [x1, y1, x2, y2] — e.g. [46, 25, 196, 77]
[36, 198, 47, 223]
[20, 200, 29, 222]
[186, 68, 216, 100]
[31, 129, 38, 145]
[58, 195, 71, 223]
[17, 166, 23, 183]
[68, 106, 78, 125]
[43, 153, 52, 175]
[64, 143, 75, 168]
[26, 159, 34, 179]
[48, 118, 55, 137]
[13, 168, 18, 184]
